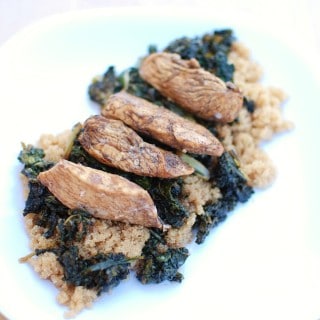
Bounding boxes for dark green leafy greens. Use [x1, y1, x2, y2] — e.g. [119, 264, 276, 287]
[136, 229, 189, 284]
[56, 247, 130, 294]
[58, 209, 93, 243]
[147, 178, 188, 228]
[195, 152, 254, 244]
[35, 246, 131, 295]
[164, 29, 235, 82]
[18, 144, 53, 179]
[88, 66, 123, 105]
[214, 152, 253, 202]
[24, 181, 70, 238]
[243, 96, 256, 113]
[23, 179, 49, 215]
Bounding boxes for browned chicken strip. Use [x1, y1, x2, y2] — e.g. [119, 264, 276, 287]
[139, 52, 243, 123]
[78, 115, 194, 178]
[38, 160, 165, 229]
[102, 91, 224, 156]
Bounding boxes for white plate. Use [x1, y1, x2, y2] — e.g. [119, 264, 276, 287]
[0, 7, 319, 320]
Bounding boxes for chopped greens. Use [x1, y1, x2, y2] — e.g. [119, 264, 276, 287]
[23, 179, 48, 214]
[148, 178, 189, 227]
[36, 247, 131, 294]
[58, 248, 130, 294]
[136, 229, 189, 284]
[88, 66, 123, 105]
[18, 144, 53, 179]
[243, 96, 256, 113]
[23, 180, 69, 238]
[58, 209, 93, 243]
[195, 197, 236, 244]
[195, 152, 254, 244]
[213, 151, 253, 203]
[165, 29, 235, 82]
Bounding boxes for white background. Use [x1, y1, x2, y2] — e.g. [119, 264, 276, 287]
[0, 0, 319, 53]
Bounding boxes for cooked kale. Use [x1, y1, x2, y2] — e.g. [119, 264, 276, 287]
[36, 246, 130, 294]
[126, 67, 158, 100]
[165, 29, 235, 82]
[88, 66, 164, 107]
[60, 248, 130, 294]
[213, 152, 254, 202]
[211, 51, 235, 83]
[136, 229, 189, 284]
[37, 196, 68, 239]
[18, 144, 65, 238]
[148, 178, 188, 227]
[18, 144, 53, 179]
[88, 66, 123, 105]
[195, 198, 232, 244]
[58, 209, 93, 243]
[148, 44, 158, 54]
[22, 178, 69, 238]
[88, 64, 166, 109]
[195, 152, 254, 244]
[243, 96, 256, 113]
[23, 179, 48, 214]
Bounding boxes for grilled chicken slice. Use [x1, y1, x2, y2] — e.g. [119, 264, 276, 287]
[38, 159, 166, 229]
[139, 52, 243, 123]
[102, 91, 223, 156]
[78, 115, 194, 178]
